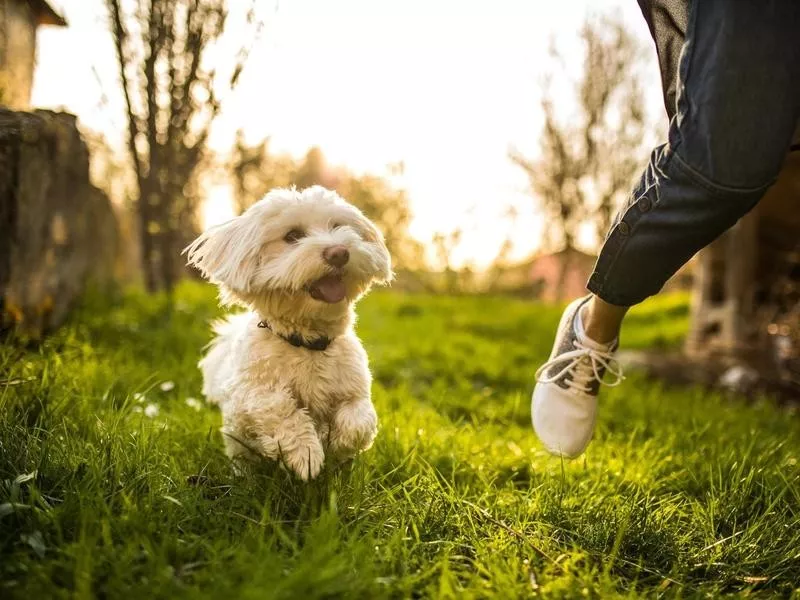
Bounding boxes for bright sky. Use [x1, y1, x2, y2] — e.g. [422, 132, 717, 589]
[33, 0, 663, 267]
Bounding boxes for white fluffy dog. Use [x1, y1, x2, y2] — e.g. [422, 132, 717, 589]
[185, 186, 392, 480]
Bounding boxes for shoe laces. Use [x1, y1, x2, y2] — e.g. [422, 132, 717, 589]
[535, 340, 625, 394]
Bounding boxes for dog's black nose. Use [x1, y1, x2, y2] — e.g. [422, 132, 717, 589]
[323, 245, 350, 268]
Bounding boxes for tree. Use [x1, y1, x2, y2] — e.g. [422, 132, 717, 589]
[106, 0, 261, 292]
[510, 14, 652, 300]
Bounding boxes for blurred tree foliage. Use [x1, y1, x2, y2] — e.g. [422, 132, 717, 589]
[229, 135, 426, 271]
[83, 132, 140, 282]
[510, 14, 651, 299]
[106, 0, 261, 293]
[431, 229, 466, 294]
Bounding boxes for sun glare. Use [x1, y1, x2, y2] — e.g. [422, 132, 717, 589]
[203, 185, 236, 229]
[31, 0, 660, 267]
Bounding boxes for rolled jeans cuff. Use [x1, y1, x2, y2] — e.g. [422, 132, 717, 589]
[586, 145, 770, 307]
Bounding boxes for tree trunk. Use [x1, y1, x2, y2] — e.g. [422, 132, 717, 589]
[138, 183, 158, 293]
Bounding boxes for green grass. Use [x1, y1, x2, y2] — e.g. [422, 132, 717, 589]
[1, 283, 799, 598]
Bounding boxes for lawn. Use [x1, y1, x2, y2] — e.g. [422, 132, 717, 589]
[1, 283, 799, 598]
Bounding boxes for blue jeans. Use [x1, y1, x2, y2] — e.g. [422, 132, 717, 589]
[587, 0, 800, 306]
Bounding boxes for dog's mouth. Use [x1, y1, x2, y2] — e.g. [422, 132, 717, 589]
[307, 273, 347, 303]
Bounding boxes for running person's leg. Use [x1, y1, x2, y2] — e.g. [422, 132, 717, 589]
[533, 0, 800, 458]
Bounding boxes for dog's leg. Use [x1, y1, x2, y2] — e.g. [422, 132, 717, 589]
[328, 397, 378, 459]
[222, 386, 325, 481]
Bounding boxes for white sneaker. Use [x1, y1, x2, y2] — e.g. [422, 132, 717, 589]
[532, 296, 624, 458]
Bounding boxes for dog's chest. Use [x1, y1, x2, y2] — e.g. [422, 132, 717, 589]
[246, 336, 368, 419]
[286, 354, 340, 414]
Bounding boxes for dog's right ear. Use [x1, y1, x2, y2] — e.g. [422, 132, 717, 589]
[183, 215, 260, 293]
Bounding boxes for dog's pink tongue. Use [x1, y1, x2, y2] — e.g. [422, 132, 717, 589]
[310, 274, 347, 303]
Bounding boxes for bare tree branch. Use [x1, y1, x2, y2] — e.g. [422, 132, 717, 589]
[105, 0, 265, 293]
[108, 0, 143, 185]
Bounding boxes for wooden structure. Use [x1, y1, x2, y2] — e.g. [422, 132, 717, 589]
[686, 147, 800, 387]
[527, 248, 597, 303]
[0, 0, 66, 109]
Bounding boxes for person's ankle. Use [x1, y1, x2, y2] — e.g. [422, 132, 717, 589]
[580, 300, 621, 346]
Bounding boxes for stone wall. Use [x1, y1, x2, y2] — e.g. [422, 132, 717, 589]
[0, 108, 117, 337]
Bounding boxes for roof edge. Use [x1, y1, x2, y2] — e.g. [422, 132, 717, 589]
[29, 0, 68, 27]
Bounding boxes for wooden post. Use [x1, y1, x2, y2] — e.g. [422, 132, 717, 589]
[686, 211, 759, 358]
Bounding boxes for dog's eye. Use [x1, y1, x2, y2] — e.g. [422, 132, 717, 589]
[284, 228, 306, 243]
[331, 223, 342, 230]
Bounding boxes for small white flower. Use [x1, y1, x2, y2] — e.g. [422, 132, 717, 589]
[133, 392, 146, 403]
[185, 397, 202, 411]
[144, 403, 160, 418]
[160, 381, 175, 392]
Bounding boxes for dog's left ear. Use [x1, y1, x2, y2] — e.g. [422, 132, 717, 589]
[183, 215, 261, 293]
[359, 217, 394, 285]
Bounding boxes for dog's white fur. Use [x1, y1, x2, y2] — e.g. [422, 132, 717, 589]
[185, 186, 392, 480]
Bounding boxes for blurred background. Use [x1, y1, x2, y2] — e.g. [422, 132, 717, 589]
[5, 6, 800, 594]
[1, 0, 799, 394]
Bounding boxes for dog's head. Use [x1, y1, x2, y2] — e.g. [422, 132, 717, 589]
[185, 186, 392, 317]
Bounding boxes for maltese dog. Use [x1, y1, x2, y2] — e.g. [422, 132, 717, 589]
[185, 186, 392, 480]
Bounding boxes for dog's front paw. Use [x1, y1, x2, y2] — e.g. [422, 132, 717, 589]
[329, 401, 378, 459]
[281, 438, 325, 481]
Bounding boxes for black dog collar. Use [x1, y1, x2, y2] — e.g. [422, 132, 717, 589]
[257, 320, 332, 352]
